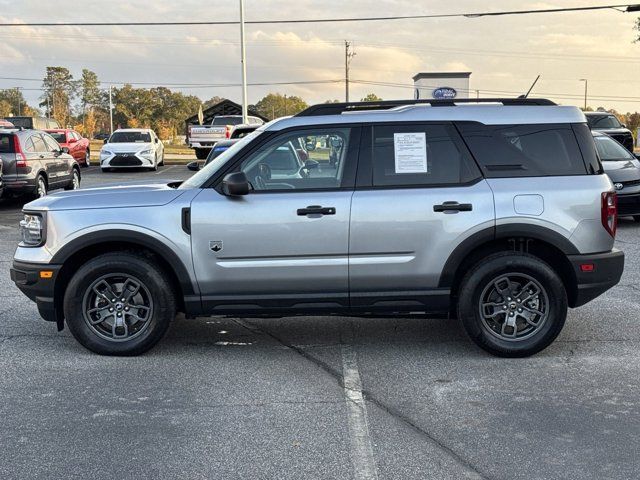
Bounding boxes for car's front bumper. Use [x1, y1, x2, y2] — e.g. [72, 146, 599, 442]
[567, 249, 624, 308]
[101, 153, 156, 168]
[10, 260, 62, 324]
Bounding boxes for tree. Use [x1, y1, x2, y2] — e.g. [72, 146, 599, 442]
[361, 93, 382, 102]
[76, 69, 102, 137]
[254, 93, 308, 120]
[324, 99, 340, 104]
[0, 100, 12, 117]
[40, 66, 75, 126]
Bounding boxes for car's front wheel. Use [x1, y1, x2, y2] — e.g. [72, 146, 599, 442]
[84, 149, 90, 167]
[63, 252, 176, 355]
[457, 252, 567, 357]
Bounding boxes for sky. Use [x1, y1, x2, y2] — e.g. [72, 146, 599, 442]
[1, 0, 640, 112]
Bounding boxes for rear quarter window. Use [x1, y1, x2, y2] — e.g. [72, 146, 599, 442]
[456, 123, 588, 177]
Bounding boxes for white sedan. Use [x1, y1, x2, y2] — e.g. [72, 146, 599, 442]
[99, 128, 164, 171]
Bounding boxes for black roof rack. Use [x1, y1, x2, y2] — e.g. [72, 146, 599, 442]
[296, 98, 557, 117]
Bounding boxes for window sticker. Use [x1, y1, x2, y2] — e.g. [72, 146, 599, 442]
[394, 132, 428, 173]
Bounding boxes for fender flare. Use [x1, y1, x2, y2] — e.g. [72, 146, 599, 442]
[438, 224, 580, 288]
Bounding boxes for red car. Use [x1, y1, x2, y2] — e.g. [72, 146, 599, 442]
[45, 129, 91, 167]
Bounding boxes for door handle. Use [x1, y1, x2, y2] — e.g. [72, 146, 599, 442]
[297, 205, 336, 216]
[433, 201, 473, 213]
[39, 154, 45, 159]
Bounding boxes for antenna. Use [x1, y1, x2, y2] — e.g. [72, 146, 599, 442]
[522, 75, 541, 98]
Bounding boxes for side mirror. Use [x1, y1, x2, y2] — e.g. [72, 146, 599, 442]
[304, 159, 319, 170]
[61, 147, 70, 154]
[155, 138, 159, 143]
[186, 161, 200, 172]
[68, 137, 78, 144]
[621, 124, 627, 129]
[103, 138, 109, 144]
[221, 171, 250, 196]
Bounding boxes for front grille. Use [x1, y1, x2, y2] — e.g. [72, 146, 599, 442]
[110, 155, 142, 166]
[622, 179, 640, 188]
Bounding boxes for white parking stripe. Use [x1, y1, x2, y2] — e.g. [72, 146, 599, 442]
[156, 165, 178, 175]
[341, 344, 379, 480]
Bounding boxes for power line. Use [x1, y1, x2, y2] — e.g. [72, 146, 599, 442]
[2, 4, 639, 26]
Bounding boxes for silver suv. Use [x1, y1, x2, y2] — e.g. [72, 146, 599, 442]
[10, 99, 625, 357]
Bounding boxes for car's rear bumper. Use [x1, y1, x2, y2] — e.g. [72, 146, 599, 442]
[567, 249, 624, 308]
[10, 260, 62, 323]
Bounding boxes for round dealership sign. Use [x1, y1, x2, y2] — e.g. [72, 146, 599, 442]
[432, 87, 457, 99]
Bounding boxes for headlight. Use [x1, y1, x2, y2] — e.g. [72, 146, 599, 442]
[100, 150, 113, 157]
[139, 149, 153, 157]
[19, 212, 45, 247]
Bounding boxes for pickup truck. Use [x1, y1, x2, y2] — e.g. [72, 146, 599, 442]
[187, 115, 263, 159]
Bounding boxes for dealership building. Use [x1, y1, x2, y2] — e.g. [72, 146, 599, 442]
[413, 72, 472, 100]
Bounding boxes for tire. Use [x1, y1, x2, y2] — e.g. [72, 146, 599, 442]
[83, 149, 90, 167]
[457, 252, 568, 358]
[195, 148, 208, 160]
[34, 174, 47, 198]
[64, 168, 80, 191]
[101, 167, 111, 173]
[159, 153, 165, 166]
[63, 252, 176, 356]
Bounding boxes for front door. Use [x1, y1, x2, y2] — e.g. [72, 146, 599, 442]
[349, 123, 495, 311]
[190, 126, 359, 313]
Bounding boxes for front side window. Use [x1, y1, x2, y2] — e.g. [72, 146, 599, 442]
[49, 132, 67, 143]
[42, 133, 60, 152]
[458, 123, 587, 177]
[372, 124, 479, 187]
[239, 128, 351, 191]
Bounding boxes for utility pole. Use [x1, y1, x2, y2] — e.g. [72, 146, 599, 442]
[344, 41, 355, 102]
[579, 78, 588, 110]
[109, 85, 114, 135]
[239, 0, 248, 123]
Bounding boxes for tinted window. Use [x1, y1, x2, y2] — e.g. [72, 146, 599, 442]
[594, 135, 634, 161]
[49, 132, 67, 143]
[572, 124, 604, 174]
[457, 123, 587, 177]
[240, 128, 351, 191]
[42, 133, 60, 152]
[372, 124, 479, 187]
[109, 131, 151, 143]
[8, 117, 32, 129]
[586, 114, 621, 129]
[212, 117, 243, 126]
[31, 135, 47, 152]
[0, 134, 14, 153]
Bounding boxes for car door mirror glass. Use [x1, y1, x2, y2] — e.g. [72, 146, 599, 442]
[222, 171, 250, 196]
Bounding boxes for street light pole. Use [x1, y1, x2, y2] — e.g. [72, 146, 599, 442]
[579, 79, 588, 110]
[109, 85, 114, 135]
[239, 0, 248, 123]
[15, 87, 20, 115]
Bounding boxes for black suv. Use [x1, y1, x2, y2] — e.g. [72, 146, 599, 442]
[585, 112, 635, 152]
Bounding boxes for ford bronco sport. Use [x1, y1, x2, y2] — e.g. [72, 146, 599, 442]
[11, 99, 624, 357]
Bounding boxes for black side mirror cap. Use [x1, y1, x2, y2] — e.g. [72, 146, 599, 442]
[222, 171, 250, 196]
[186, 161, 200, 172]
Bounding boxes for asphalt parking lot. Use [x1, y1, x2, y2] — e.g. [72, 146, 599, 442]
[1, 168, 639, 480]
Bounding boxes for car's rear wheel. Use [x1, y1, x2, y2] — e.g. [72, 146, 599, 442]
[64, 168, 80, 190]
[457, 252, 567, 357]
[84, 149, 90, 167]
[34, 175, 47, 198]
[63, 252, 176, 355]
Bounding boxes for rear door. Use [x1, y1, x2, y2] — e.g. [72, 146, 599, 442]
[348, 123, 495, 311]
[28, 134, 55, 182]
[41, 132, 69, 184]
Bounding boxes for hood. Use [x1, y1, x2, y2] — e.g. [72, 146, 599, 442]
[24, 181, 187, 211]
[602, 158, 640, 183]
[102, 142, 153, 153]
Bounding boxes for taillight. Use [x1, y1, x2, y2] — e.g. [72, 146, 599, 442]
[225, 125, 232, 138]
[13, 135, 27, 168]
[601, 192, 617, 237]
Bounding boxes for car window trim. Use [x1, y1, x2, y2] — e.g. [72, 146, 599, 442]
[205, 124, 362, 194]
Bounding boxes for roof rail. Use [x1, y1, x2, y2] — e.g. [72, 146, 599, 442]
[296, 98, 557, 117]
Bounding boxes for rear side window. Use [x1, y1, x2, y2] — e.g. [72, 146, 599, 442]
[31, 135, 47, 152]
[371, 124, 480, 187]
[0, 134, 15, 153]
[457, 123, 587, 177]
[572, 124, 603, 174]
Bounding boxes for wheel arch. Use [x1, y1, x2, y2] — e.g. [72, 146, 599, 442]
[51, 230, 198, 329]
[440, 224, 580, 308]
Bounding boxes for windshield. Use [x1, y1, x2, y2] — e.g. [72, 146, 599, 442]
[109, 131, 151, 143]
[49, 132, 66, 143]
[212, 117, 243, 126]
[179, 130, 262, 189]
[594, 135, 634, 161]
[587, 115, 622, 129]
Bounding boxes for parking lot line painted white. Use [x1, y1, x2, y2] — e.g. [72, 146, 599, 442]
[341, 344, 379, 480]
[156, 165, 178, 175]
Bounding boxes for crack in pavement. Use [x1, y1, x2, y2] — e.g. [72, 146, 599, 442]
[235, 318, 490, 480]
